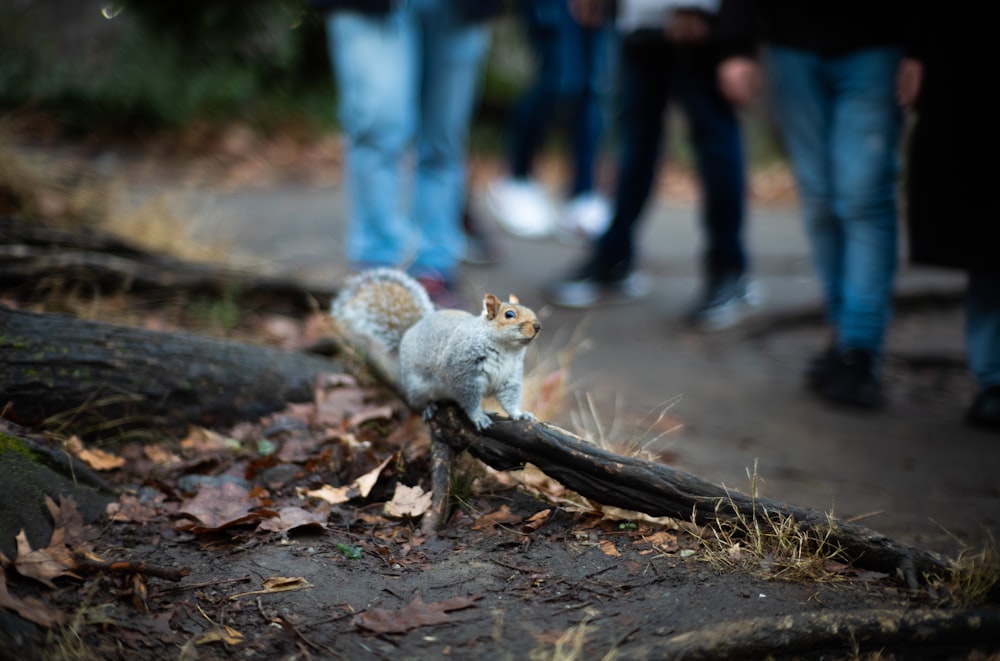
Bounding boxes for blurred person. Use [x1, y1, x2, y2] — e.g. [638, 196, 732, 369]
[715, 0, 916, 407]
[545, 0, 757, 332]
[317, 0, 500, 304]
[902, 2, 1000, 429]
[488, 0, 612, 240]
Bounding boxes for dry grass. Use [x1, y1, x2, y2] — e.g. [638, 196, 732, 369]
[697, 460, 847, 582]
[935, 536, 1000, 608]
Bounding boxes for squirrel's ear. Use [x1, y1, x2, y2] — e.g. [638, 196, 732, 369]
[508, 294, 519, 304]
[483, 294, 501, 319]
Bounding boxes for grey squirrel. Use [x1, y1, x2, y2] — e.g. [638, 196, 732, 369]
[331, 268, 542, 430]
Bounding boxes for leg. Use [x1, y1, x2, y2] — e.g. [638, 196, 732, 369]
[596, 37, 671, 270]
[966, 269, 1000, 428]
[672, 60, 747, 280]
[828, 47, 903, 355]
[767, 46, 842, 329]
[325, 10, 418, 268]
[411, 3, 490, 279]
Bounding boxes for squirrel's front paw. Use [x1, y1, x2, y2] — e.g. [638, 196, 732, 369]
[511, 411, 536, 423]
[470, 411, 494, 430]
[421, 403, 439, 421]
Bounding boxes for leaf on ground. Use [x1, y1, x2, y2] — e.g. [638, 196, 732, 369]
[301, 453, 394, 505]
[228, 576, 314, 600]
[471, 505, 522, 531]
[195, 625, 245, 646]
[383, 484, 433, 518]
[521, 509, 551, 534]
[354, 595, 481, 634]
[14, 529, 80, 587]
[599, 539, 621, 557]
[347, 404, 394, 428]
[0, 571, 61, 628]
[180, 426, 232, 455]
[176, 482, 276, 533]
[314, 374, 364, 427]
[107, 492, 166, 524]
[642, 530, 679, 553]
[45, 495, 95, 547]
[77, 446, 125, 471]
[257, 506, 327, 533]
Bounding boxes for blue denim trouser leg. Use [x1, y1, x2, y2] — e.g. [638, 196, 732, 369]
[327, 4, 488, 277]
[509, 0, 607, 196]
[671, 68, 747, 279]
[327, 10, 418, 269]
[768, 46, 902, 355]
[411, 2, 489, 277]
[967, 270, 1000, 389]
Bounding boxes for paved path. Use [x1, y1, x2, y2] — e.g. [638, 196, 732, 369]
[177, 181, 996, 557]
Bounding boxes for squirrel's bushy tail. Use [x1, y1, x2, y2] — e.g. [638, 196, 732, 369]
[331, 268, 434, 353]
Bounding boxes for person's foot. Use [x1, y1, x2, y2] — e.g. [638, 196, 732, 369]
[817, 347, 883, 409]
[543, 257, 649, 309]
[559, 193, 612, 239]
[686, 272, 760, 331]
[966, 385, 1000, 431]
[805, 345, 840, 392]
[487, 178, 556, 239]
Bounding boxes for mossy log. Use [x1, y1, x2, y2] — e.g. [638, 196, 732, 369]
[0, 306, 344, 438]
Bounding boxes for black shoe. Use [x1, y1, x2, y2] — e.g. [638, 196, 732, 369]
[819, 347, 882, 409]
[805, 345, 840, 392]
[966, 385, 1000, 431]
[687, 272, 760, 331]
[543, 256, 649, 309]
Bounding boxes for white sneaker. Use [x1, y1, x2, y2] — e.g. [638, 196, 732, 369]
[560, 193, 612, 239]
[487, 178, 556, 239]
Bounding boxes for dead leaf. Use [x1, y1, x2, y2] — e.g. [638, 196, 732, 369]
[195, 625, 245, 646]
[599, 539, 621, 557]
[643, 531, 679, 553]
[176, 482, 276, 533]
[521, 509, 551, 534]
[471, 505, 522, 530]
[354, 595, 481, 634]
[180, 426, 231, 455]
[45, 495, 94, 547]
[302, 454, 394, 505]
[348, 404, 394, 428]
[257, 507, 327, 533]
[106, 492, 164, 524]
[14, 529, 80, 587]
[0, 571, 61, 628]
[76, 446, 125, 471]
[228, 576, 314, 600]
[383, 484, 433, 518]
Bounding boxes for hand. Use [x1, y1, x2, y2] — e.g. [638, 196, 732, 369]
[896, 57, 923, 108]
[667, 9, 709, 44]
[569, 0, 608, 28]
[718, 56, 760, 108]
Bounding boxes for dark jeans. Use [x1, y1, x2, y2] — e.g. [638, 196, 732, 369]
[508, 0, 608, 196]
[596, 36, 746, 279]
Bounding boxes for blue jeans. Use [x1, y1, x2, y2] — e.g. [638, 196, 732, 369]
[326, 2, 489, 278]
[508, 0, 609, 196]
[968, 270, 1000, 390]
[596, 38, 746, 278]
[768, 45, 903, 355]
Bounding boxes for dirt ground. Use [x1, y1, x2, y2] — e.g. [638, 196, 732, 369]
[2, 134, 1000, 660]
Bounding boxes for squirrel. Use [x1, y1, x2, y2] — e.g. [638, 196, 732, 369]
[331, 268, 542, 430]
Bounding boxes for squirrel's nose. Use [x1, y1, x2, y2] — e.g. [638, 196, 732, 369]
[532, 321, 542, 333]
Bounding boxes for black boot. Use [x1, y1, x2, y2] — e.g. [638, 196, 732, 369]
[819, 347, 882, 409]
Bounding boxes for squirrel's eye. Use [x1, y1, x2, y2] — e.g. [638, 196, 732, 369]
[504, 309, 516, 319]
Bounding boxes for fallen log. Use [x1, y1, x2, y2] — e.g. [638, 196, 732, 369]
[0, 215, 335, 315]
[425, 404, 953, 587]
[650, 608, 1000, 660]
[0, 306, 344, 437]
[330, 323, 963, 588]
